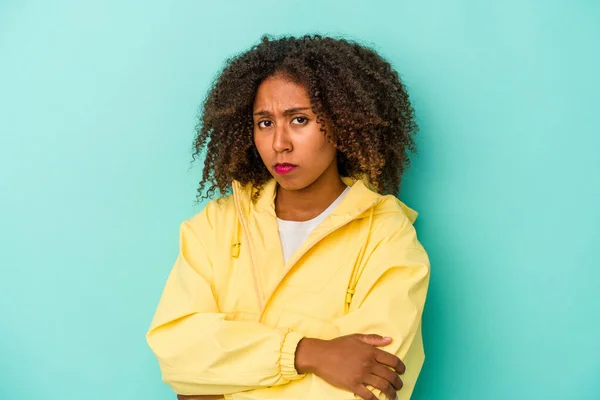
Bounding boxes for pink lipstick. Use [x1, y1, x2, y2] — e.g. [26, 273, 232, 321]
[274, 163, 297, 175]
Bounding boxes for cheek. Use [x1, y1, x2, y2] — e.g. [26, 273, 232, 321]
[316, 137, 337, 157]
[253, 135, 268, 157]
[305, 127, 328, 149]
[299, 129, 335, 161]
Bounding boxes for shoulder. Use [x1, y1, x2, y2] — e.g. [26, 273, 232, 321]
[183, 194, 236, 236]
[371, 196, 422, 244]
[374, 193, 418, 222]
[373, 195, 418, 233]
[357, 196, 430, 289]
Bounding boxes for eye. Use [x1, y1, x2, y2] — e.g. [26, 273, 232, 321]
[292, 116, 308, 125]
[257, 120, 272, 128]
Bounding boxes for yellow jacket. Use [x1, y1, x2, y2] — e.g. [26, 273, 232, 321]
[146, 176, 430, 399]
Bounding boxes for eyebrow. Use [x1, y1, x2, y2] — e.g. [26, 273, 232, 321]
[253, 107, 311, 117]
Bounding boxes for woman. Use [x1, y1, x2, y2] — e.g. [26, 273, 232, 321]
[146, 34, 430, 400]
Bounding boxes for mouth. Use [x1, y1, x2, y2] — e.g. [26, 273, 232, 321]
[273, 163, 298, 175]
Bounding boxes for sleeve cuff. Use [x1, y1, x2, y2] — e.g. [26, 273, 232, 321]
[279, 330, 305, 381]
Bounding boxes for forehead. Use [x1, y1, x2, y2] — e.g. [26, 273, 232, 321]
[253, 75, 310, 110]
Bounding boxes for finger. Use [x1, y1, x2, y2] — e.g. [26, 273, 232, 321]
[374, 349, 405, 374]
[363, 375, 395, 400]
[354, 384, 378, 400]
[355, 334, 393, 347]
[372, 364, 404, 391]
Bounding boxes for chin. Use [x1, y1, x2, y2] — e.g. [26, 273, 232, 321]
[273, 175, 311, 192]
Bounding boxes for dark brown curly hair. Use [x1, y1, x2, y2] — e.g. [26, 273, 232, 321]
[192, 33, 418, 202]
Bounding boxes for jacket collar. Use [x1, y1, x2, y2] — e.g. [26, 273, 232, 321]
[250, 176, 379, 216]
[233, 175, 417, 223]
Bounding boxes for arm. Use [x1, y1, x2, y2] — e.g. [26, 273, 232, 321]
[333, 218, 430, 399]
[229, 218, 430, 400]
[145, 210, 304, 396]
[333, 248, 429, 399]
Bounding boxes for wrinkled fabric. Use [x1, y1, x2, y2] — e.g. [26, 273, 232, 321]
[146, 176, 430, 400]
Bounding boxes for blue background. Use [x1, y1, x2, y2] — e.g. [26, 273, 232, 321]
[1, 1, 599, 399]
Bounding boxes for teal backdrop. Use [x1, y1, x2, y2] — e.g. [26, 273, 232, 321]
[1, 1, 598, 399]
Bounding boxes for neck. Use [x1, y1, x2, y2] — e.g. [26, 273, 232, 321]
[275, 170, 347, 222]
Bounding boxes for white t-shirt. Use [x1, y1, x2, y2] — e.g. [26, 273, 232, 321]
[277, 186, 350, 264]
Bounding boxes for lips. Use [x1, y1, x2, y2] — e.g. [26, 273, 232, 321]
[273, 163, 297, 175]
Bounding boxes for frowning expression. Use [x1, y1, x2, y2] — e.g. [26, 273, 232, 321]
[252, 73, 338, 191]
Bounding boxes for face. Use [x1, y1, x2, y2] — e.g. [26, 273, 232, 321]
[252, 73, 339, 191]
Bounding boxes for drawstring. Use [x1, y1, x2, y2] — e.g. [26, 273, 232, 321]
[345, 207, 375, 313]
[231, 180, 264, 311]
[232, 218, 241, 258]
[231, 182, 241, 258]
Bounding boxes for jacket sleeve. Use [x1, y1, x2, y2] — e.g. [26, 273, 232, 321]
[332, 218, 430, 400]
[145, 209, 304, 396]
[228, 216, 430, 400]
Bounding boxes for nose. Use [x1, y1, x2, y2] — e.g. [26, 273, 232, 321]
[272, 124, 292, 153]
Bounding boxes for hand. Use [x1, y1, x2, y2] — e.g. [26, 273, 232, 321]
[177, 396, 224, 400]
[295, 334, 405, 400]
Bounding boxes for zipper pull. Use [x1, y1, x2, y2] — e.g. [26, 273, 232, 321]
[345, 288, 355, 312]
[232, 242, 241, 258]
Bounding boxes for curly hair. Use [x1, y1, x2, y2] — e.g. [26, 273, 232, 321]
[192, 33, 418, 202]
